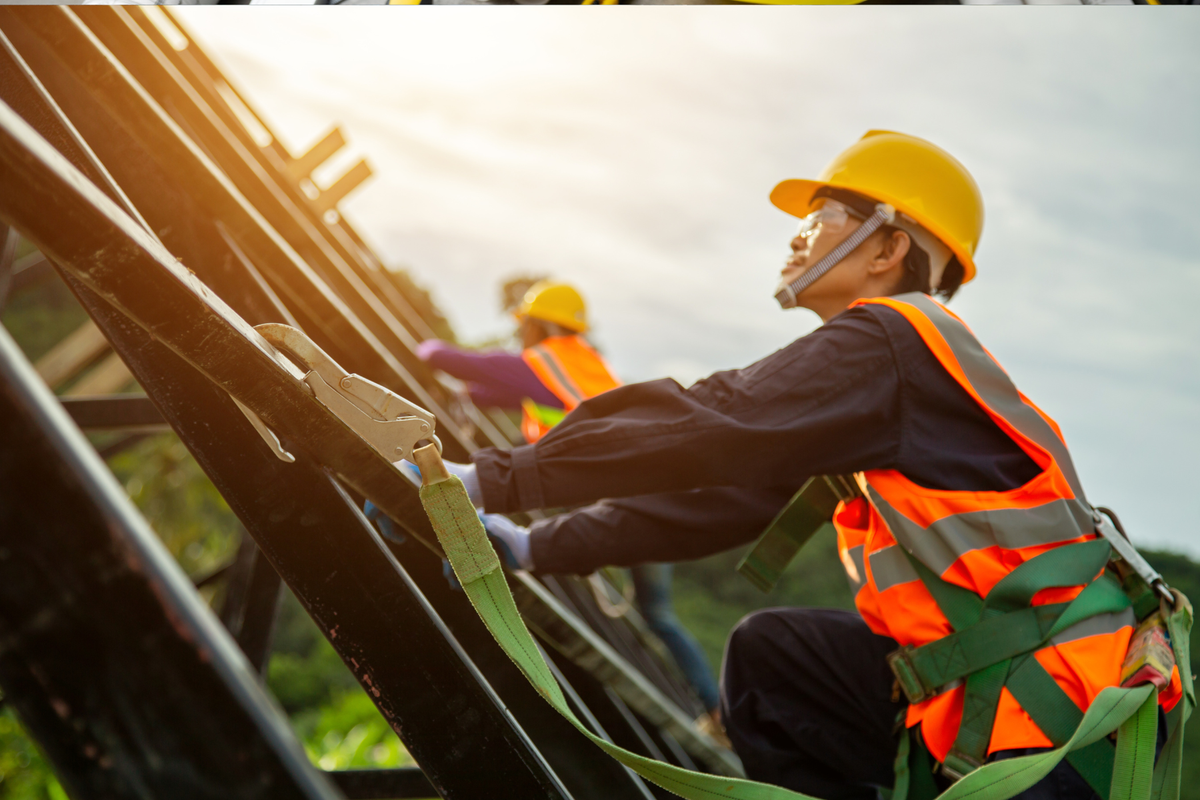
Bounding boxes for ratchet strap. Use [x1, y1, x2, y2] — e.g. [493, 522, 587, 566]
[415, 448, 1192, 800]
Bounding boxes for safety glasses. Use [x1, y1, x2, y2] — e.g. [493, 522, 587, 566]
[793, 200, 866, 244]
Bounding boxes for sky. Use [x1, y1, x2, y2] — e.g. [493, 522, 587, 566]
[175, 8, 1200, 557]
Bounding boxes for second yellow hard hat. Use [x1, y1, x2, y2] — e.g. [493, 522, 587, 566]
[517, 281, 589, 333]
[770, 131, 984, 284]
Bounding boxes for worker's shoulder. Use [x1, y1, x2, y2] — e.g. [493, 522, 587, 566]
[687, 306, 897, 408]
[789, 303, 902, 359]
[767, 303, 901, 376]
[818, 301, 950, 362]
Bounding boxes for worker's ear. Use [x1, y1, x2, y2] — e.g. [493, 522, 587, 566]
[866, 229, 910, 278]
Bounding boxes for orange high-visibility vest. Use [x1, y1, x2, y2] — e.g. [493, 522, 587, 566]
[833, 293, 1181, 764]
[520, 335, 622, 443]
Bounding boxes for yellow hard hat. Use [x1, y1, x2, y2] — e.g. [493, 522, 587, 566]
[517, 281, 589, 332]
[770, 131, 984, 284]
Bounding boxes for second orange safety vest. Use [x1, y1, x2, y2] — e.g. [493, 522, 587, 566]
[520, 335, 622, 443]
[833, 293, 1181, 764]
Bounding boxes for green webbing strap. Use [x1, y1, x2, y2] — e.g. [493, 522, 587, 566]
[902, 541, 1123, 775]
[419, 473, 1188, 800]
[901, 541, 1129, 699]
[1111, 688, 1158, 800]
[1006, 652, 1114, 797]
[906, 577, 1130, 690]
[983, 540, 1112, 615]
[1151, 592, 1193, 800]
[422, 475, 825, 800]
[891, 722, 939, 800]
[950, 661, 1011, 775]
[934, 685, 1155, 800]
[901, 549, 981, 631]
[736, 476, 853, 594]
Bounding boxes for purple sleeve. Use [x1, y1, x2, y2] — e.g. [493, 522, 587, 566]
[416, 340, 563, 411]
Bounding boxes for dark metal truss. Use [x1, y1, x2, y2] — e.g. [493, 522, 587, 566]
[0, 7, 738, 799]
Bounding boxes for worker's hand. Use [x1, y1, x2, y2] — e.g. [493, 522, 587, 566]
[363, 500, 406, 545]
[479, 513, 533, 571]
[396, 458, 483, 509]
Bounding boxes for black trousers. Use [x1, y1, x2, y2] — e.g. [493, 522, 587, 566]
[719, 608, 1102, 800]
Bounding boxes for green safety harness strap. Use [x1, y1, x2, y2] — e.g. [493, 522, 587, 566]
[422, 474, 818, 800]
[736, 476, 856, 594]
[895, 538, 1193, 800]
[418, 470, 1192, 800]
[893, 543, 1132, 696]
[894, 539, 1130, 790]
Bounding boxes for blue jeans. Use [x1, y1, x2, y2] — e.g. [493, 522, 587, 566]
[631, 563, 720, 712]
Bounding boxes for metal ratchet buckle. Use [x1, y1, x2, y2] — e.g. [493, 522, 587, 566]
[234, 323, 440, 464]
[939, 750, 983, 783]
[1091, 508, 1173, 604]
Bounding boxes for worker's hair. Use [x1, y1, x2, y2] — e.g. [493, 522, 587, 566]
[817, 186, 963, 301]
[885, 226, 963, 301]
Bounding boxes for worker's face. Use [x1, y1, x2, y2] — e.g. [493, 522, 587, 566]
[779, 200, 860, 285]
[518, 317, 542, 349]
[778, 199, 909, 322]
[778, 200, 866, 301]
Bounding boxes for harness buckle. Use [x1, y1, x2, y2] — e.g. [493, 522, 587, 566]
[940, 750, 983, 782]
[886, 646, 935, 705]
[1092, 507, 1173, 603]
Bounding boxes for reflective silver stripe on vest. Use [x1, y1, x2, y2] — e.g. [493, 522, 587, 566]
[529, 343, 585, 405]
[843, 544, 868, 593]
[888, 293, 1088, 504]
[870, 542, 1133, 638]
[1050, 608, 1136, 648]
[869, 544, 920, 592]
[865, 484, 1094, 577]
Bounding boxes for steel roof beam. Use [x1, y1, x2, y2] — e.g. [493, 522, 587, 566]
[0, 6, 477, 461]
[0, 10, 738, 779]
[77, 7, 496, 451]
[0, 324, 340, 800]
[0, 91, 672, 799]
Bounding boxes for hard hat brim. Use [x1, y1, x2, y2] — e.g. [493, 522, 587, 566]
[770, 179, 977, 284]
[515, 307, 589, 333]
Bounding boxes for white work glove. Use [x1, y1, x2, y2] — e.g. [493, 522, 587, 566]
[396, 458, 483, 508]
[479, 513, 533, 571]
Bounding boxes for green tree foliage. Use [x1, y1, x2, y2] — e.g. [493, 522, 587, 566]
[500, 274, 549, 315]
[0, 708, 66, 800]
[268, 591, 413, 770]
[0, 275, 88, 365]
[673, 530, 854, 671]
[105, 433, 242, 581]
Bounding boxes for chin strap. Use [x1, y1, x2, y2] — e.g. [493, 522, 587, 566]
[776, 203, 896, 309]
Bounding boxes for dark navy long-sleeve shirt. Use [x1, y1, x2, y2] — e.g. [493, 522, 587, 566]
[471, 303, 1042, 575]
